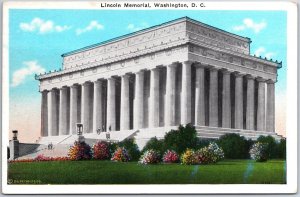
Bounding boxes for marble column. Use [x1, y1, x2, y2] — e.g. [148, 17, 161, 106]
[165, 63, 177, 126]
[47, 89, 58, 136]
[41, 90, 48, 136]
[107, 78, 116, 131]
[195, 64, 205, 126]
[209, 67, 218, 127]
[149, 68, 160, 128]
[234, 73, 244, 129]
[93, 80, 104, 134]
[222, 70, 231, 128]
[257, 78, 266, 131]
[246, 75, 255, 130]
[266, 80, 275, 132]
[134, 71, 144, 129]
[59, 87, 68, 135]
[120, 75, 130, 130]
[181, 61, 192, 125]
[70, 85, 78, 134]
[81, 82, 91, 133]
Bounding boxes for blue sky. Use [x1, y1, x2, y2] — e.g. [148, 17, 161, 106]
[8, 9, 287, 140]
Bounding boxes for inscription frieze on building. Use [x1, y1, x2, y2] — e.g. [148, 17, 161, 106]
[186, 21, 250, 55]
[39, 45, 188, 91]
[188, 45, 277, 75]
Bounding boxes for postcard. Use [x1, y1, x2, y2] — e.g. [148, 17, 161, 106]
[2, 0, 298, 194]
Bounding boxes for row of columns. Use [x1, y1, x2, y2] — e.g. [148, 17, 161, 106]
[41, 61, 276, 136]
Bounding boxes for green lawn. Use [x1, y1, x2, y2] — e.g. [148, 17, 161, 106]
[8, 160, 286, 184]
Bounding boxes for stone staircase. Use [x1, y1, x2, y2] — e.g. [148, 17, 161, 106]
[195, 126, 283, 141]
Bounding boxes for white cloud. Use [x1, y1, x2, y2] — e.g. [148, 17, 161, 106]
[11, 61, 46, 87]
[233, 18, 266, 33]
[20, 18, 71, 34]
[76, 20, 104, 35]
[127, 22, 149, 32]
[254, 47, 276, 59]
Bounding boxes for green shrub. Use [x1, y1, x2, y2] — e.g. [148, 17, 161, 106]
[217, 133, 249, 159]
[142, 137, 165, 157]
[164, 123, 197, 154]
[277, 139, 286, 159]
[195, 138, 214, 150]
[118, 138, 140, 161]
[257, 135, 277, 159]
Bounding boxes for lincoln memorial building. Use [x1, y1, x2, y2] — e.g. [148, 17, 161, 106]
[36, 17, 282, 147]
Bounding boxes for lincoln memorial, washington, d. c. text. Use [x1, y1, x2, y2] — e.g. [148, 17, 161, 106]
[35, 17, 282, 147]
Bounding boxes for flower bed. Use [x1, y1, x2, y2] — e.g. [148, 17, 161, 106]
[139, 149, 160, 164]
[9, 155, 70, 163]
[162, 150, 179, 163]
[92, 141, 110, 160]
[181, 149, 197, 165]
[111, 147, 131, 162]
[68, 141, 92, 160]
[249, 142, 268, 162]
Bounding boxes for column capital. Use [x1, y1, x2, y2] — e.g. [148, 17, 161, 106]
[220, 69, 231, 75]
[121, 74, 130, 79]
[207, 66, 218, 72]
[233, 72, 244, 78]
[182, 61, 193, 66]
[169, 62, 179, 67]
[81, 81, 92, 86]
[92, 79, 104, 83]
[60, 86, 68, 90]
[245, 74, 255, 80]
[266, 79, 276, 84]
[194, 62, 207, 69]
[256, 77, 267, 82]
[71, 83, 80, 88]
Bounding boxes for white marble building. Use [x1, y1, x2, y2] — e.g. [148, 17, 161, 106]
[36, 17, 282, 146]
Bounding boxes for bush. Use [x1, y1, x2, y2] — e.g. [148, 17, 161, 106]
[142, 137, 165, 157]
[249, 142, 268, 162]
[207, 142, 225, 162]
[164, 124, 197, 154]
[118, 138, 140, 161]
[257, 135, 277, 159]
[181, 149, 197, 165]
[195, 147, 211, 164]
[68, 141, 92, 160]
[111, 147, 131, 162]
[162, 150, 179, 163]
[195, 138, 213, 150]
[92, 141, 110, 160]
[277, 139, 286, 159]
[139, 149, 160, 164]
[194, 142, 224, 164]
[217, 133, 249, 159]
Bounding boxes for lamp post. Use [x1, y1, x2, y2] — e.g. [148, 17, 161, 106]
[76, 123, 85, 143]
[12, 130, 18, 140]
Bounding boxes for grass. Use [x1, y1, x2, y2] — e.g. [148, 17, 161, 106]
[8, 159, 286, 184]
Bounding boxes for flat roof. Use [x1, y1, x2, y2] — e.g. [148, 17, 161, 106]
[61, 16, 251, 57]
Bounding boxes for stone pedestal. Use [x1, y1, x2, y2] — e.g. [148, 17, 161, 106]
[9, 140, 19, 160]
